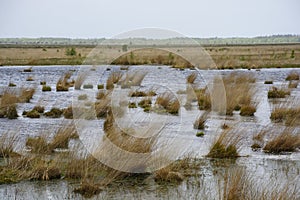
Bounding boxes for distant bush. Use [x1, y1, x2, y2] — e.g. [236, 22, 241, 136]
[196, 132, 205, 137]
[40, 81, 46, 85]
[83, 84, 93, 89]
[264, 80, 273, 84]
[97, 84, 104, 89]
[42, 85, 51, 92]
[8, 82, 16, 87]
[65, 47, 77, 56]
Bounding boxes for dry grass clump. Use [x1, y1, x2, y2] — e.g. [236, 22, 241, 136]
[0, 91, 19, 119]
[96, 91, 107, 100]
[240, 105, 256, 116]
[26, 124, 78, 153]
[207, 129, 242, 158]
[63, 106, 73, 119]
[26, 110, 40, 118]
[128, 102, 137, 108]
[49, 125, 78, 149]
[119, 71, 147, 88]
[195, 88, 211, 111]
[186, 72, 198, 84]
[95, 93, 111, 118]
[106, 71, 123, 90]
[75, 71, 87, 90]
[0, 132, 19, 158]
[74, 180, 102, 198]
[130, 90, 147, 97]
[222, 73, 256, 115]
[268, 86, 290, 98]
[56, 72, 73, 91]
[26, 136, 50, 154]
[44, 107, 63, 118]
[288, 81, 298, 88]
[155, 92, 180, 115]
[270, 103, 300, 126]
[23, 67, 32, 72]
[263, 129, 300, 154]
[285, 71, 299, 81]
[138, 98, 152, 108]
[19, 88, 35, 103]
[193, 112, 209, 130]
[42, 85, 51, 91]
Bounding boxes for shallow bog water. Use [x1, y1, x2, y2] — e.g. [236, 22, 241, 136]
[0, 65, 299, 199]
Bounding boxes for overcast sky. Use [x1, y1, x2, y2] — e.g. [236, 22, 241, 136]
[0, 0, 299, 38]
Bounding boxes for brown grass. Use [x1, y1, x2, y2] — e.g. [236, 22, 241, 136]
[193, 111, 209, 130]
[222, 73, 256, 115]
[263, 128, 300, 154]
[119, 71, 147, 88]
[195, 87, 211, 110]
[0, 132, 19, 158]
[56, 72, 73, 91]
[75, 71, 88, 90]
[186, 72, 198, 84]
[285, 71, 299, 81]
[268, 86, 290, 98]
[207, 129, 242, 158]
[270, 102, 300, 126]
[155, 92, 180, 115]
[49, 125, 79, 150]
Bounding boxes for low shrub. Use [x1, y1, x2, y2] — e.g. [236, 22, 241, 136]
[42, 85, 51, 92]
[40, 81, 46, 85]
